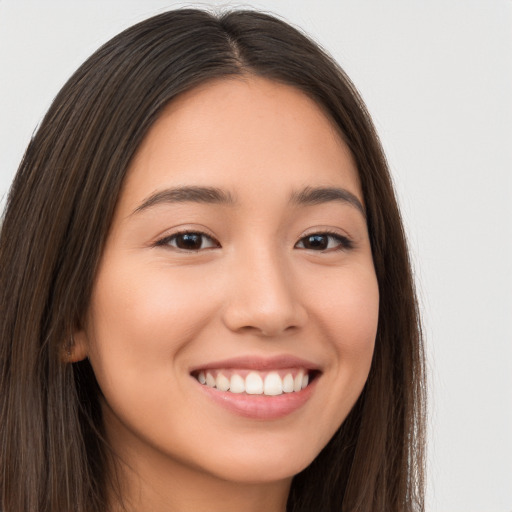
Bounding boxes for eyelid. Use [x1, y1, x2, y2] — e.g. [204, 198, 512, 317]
[295, 229, 354, 251]
[151, 226, 354, 252]
[151, 223, 218, 244]
[154, 229, 221, 251]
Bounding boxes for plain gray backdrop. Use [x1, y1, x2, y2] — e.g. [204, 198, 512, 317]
[1, 2, 511, 511]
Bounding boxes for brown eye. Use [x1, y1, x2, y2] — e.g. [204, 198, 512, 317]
[295, 233, 353, 251]
[301, 234, 329, 250]
[158, 232, 219, 251]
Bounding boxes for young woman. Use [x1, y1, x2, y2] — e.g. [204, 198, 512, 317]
[0, 9, 426, 512]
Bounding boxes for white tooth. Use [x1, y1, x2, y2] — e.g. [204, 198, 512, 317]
[264, 372, 283, 396]
[216, 372, 230, 391]
[301, 373, 309, 389]
[198, 371, 206, 385]
[283, 373, 294, 393]
[294, 371, 304, 392]
[230, 374, 245, 393]
[245, 372, 263, 394]
[206, 372, 216, 388]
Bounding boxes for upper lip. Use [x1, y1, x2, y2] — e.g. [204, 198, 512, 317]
[189, 355, 321, 373]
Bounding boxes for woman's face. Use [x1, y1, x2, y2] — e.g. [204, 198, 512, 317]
[76, 76, 379, 486]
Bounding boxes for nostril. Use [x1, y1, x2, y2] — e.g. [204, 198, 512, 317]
[221, 272, 308, 336]
[224, 316, 306, 338]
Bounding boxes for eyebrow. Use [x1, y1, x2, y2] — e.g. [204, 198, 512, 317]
[132, 185, 365, 217]
[290, 186, 365, 217]
[132, 186, 236, 214]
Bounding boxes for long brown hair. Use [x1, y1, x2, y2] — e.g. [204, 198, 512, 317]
[0, 9, 425, 512]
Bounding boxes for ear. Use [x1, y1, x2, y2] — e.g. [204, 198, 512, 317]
[64, 329, 89, 363]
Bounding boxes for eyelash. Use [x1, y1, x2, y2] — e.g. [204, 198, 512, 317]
[155, 231, 220, 251]
[155, 230, 354, 253]
[295, 230, 354, 252]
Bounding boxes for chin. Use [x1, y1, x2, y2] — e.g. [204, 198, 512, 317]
[197, 439, 319, 484]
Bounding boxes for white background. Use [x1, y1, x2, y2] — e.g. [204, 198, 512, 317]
[1, 1, 511, 511]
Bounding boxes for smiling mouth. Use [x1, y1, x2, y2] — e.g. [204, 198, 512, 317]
[192, 368, 317, 396]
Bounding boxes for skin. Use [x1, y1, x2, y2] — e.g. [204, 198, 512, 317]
[74, 76, 379, 512]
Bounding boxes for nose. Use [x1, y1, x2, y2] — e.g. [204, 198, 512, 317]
[221, 248, 308, 337]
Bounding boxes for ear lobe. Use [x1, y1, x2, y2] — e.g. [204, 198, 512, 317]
[64, 330, 89, 363]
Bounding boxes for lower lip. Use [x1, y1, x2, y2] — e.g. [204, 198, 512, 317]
[194, 377, 318, 420]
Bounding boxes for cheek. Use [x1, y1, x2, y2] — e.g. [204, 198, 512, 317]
[332, 278, 379, 355]
[304, 261, 379, 392]
[305, 260, 379, 346]
[84, 260, 220, 382]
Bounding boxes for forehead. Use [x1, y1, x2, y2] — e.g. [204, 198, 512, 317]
[120, 75, 362, 210]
